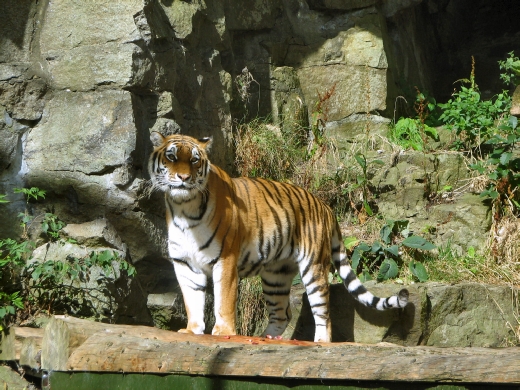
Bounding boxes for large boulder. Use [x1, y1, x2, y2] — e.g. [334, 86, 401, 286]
[285, 282, 518, 347]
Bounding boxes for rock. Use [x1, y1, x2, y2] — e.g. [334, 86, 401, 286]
[286, 282, 519, 346]
[147, 292, 186, 330]
[39, 0, 144, 91]
[223, 0, 282, 30]
[270, 66, 308, 142]
[289, 282, 419, 343]
[62, 219, 127, 253]
[0, 1, 39, 63]
[0, 365, 34, 390]
[289, 23, 388, 122]
[23, 89, 138, 209]
[373, 150, 489, 253]
[425, 283, 518, 347]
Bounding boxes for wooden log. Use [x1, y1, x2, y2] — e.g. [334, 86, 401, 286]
[19, 333, 43, 373]
[41, 315, 317, 370]
[43, 316, 520, 384]
[0, 327, 43, 362]
[0, 329, 15, 361]
[66, 331, 520, 383]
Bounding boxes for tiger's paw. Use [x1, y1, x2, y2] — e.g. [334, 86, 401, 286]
[211, 324, 236, 336]
[178, 323, 205, 335]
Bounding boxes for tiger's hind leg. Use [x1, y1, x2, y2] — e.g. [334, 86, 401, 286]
[260, 261, 298, 338]
[299, 257, 332, 343]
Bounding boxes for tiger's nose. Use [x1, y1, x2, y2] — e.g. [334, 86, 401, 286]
[177, 173, 191, 182]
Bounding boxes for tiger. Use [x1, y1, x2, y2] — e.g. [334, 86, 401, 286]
[148, 132, 408, 343]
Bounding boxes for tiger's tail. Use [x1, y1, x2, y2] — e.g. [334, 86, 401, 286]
[332, 225, 409, 310]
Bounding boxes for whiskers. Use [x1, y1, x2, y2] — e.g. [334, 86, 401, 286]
[144, 174, 209, 200]
[142, 178, 166, 198]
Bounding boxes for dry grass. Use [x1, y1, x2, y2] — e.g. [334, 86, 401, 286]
[236, 276, 268, 336]
[234, 119, 302, 181]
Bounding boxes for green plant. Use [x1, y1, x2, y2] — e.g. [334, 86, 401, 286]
[438, 56, 512, 149]
[499, 51, 520, 87]
[390, 88, 439, 151]
[14, 187, 46, 202]
[309, 83, 336, 150]
[1, 187, 137, 328]
[0, 236, 33, 330]
[470, 115, 520, 213]
[389, 118, 439, 151]
[346, 219, 435, 283]
[464, 53, 520, 216]
[24, 250, 136, 317]
[350, 153, 384, 216]
[41, 212, 66, 241]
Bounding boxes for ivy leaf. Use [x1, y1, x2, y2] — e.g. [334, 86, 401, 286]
[409, 261, 429, 282]
[402, 235, 436, 250]
[357, 242, 371, 252]
[343, 237, 359, 251]
[385, 245, 400, 257]
[363, 201, 373, 216]
[380, 224, 392, 245]
[359, 269, 372, 283]
[500, 152, 512, 166]
[377, 258, 399, 281]
[351, 249, 361, 270]
[355, 153, 367, 170]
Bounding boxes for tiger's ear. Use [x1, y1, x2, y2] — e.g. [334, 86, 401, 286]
[150, 131, 165, 147]
[198, 136, 213, 152]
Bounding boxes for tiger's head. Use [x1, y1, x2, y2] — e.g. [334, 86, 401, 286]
[148, 132, 212, 201]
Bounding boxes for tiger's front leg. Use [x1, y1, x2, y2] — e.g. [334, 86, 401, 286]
[173, 259, 207, 334]
[211, 260, 239, 335]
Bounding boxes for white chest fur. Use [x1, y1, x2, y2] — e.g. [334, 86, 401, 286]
[166, 197, 220, 275]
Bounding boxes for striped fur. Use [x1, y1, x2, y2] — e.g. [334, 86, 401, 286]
[148, 133, 408, 342]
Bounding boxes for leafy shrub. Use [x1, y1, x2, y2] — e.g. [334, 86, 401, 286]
[499, 51, 520, 87]
[389, 117, 439, 150]
[0, 187, 136, 329]
[438, 56, 512, 149]
[471, 115, 520, 214]
[345, 219, 435, 283]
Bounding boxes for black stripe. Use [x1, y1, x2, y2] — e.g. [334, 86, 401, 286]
[189, 282, 207, 292]
[200, 219, 220, 250]
[269, 317, 287, 322]
[263, 289, 291, 296]
[172, 258, 200, 274]
[261, 278, 287, 288]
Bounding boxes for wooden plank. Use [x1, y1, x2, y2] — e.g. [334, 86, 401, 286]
[66, 331, 520, 383]
[41, 315, 317, 370]
[19, 332, 43, 372]
[42, 316, 520, 384]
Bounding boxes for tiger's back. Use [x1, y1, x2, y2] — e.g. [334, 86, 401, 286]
[148, 132, 408, 342]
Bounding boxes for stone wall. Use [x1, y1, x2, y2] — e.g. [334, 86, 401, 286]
[1, 0, 412, 262]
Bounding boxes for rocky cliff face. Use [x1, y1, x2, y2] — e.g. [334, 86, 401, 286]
[1, 0, 519, 333]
